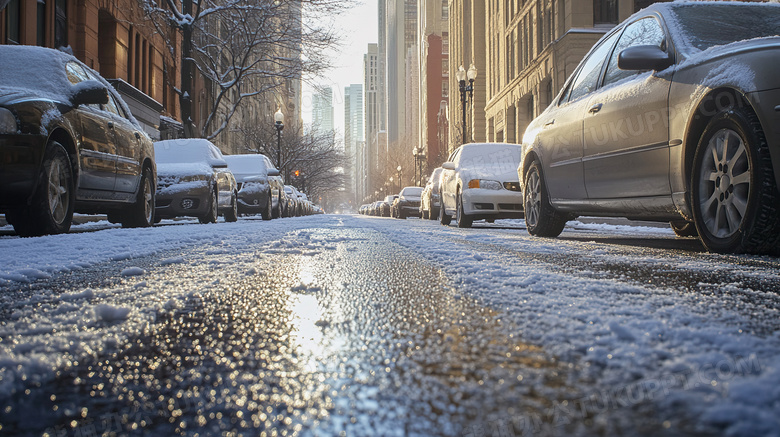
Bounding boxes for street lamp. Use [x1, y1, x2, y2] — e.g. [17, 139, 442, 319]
[396, 165, 402, 190]
[412, 147, 418, 186]
[456, 63, 478, 145]
[274, 108, 284, 176]
[389, 176, 394, 193]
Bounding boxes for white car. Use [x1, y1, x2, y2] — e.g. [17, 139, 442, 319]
[439, 143, 524, 228]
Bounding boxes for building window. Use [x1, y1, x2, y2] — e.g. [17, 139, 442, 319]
[55, 0, 68, 48]
[37, 0, 47, 46]
[442, 82, 449, 99]
[594, 0, 618, 25]
[441, 0, 448, 20]
[5, 0, 20, 44]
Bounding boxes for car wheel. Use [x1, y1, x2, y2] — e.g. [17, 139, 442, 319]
[198, 187, 218, 224]
[456, 191, 473, 228]
[691, 108, 780, 253]
[524, 160, 567, 237]
[439, 201, 452, 226]
[122, 166, 155, 228]
[670, 220, 697, 237]
[12, 141, 75, 237]
[224, 191, 238, 222]
[261, 191, 273, 220]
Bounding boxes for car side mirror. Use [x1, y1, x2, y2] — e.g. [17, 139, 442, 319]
[618, 45, 673, 71]
[71, 80, 109, 107]
[267, 169, 280, 177]
[442, 162, 456, 170]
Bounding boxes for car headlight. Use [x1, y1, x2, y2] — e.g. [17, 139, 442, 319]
[467, 179, 502, 190]
[0, 108, 19, 134]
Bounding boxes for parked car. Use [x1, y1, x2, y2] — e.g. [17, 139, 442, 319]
[154, 139, 237, 223]
[381, 195, 397, 217]
[0, 46, 156, 236]
[420, 167, 443, 220]
[392, 186, 423, 219]
[359, 203, 371, 215]
[284, 185, 300, 217]
[439, 143, 523, 227]
[224, 154, 283, 220]
[519, 1, 780, 254]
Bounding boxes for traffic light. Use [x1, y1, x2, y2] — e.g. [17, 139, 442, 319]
[294, 170, 300, 178]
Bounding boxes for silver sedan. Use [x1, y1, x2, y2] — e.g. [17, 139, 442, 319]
[519, 1, 780, 254]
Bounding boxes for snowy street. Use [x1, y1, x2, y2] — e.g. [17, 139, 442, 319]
[1, 215, 779, 436]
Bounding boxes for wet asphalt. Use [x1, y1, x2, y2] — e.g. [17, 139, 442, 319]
[1, 217, 778, 436]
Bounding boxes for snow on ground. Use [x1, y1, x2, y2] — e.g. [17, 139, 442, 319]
[1, 214, 779, 435]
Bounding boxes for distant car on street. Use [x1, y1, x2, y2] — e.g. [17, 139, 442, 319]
[224, 154, 283, 220]
[420, 167, 443, 220]
[0, 46, 156, 236]
[154, 139, 237, 223]
[439, 143, 523, 228]
[392, 186, 423, 219]
[519, 1, 780, 254]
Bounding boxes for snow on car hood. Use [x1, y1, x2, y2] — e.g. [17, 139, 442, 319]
[156, 162, 213, 178]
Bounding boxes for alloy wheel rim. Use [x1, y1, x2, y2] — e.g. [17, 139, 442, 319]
[143, 177, 153, 223]
[525, 170, 541, 228]
[697, 128, 751, 239]
[48, 159, 69, 224]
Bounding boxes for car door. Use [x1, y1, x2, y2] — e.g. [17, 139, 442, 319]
[103, 90, 143, 193]
[537, 30, 622, 203]
[66, 62, 116, 193]
[582, 16, 673, 200]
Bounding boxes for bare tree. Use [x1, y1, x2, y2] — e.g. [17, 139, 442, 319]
[137, 0, 347, 139]
[237, 121, 349, 204]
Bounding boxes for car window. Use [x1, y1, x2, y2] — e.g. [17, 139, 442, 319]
[102, 92, 123, 117]
[567, 31, 620, 102]
[603, 17, 666, 86]
[65, 61, 90, 84]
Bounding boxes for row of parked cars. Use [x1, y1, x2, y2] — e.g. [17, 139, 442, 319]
[359, 2, 780, 255]
[0, 45, 319, 237]
[360, 142, 524, 226]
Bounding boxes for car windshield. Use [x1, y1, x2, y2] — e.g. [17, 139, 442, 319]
[224, 155, 267, 174]
[155, 140, 222, 164]
[401, 187, 423, 197]
[671, 5, 780, 52]
[459, 144, 522, 174]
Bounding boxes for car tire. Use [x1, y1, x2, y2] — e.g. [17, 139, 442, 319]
[261, 191, 273, 220]
[524, 160, 567, 238]
[456, 191, 473, 228]
[691, 107, 780, 254]
[12, 141, 75, 237]
[224, 191, 238, 222]
[121, 166, 155, 228]
[439, 201, 452, 226]
[670, 220, 697, 237]
[198, 186, 218, 224]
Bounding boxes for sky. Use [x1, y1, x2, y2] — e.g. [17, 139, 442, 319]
[301, 0, 378, 139]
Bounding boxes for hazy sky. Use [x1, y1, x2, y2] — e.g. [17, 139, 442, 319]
[302, 0, 378, 139]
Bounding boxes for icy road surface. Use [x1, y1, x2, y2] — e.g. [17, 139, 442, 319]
[0, 215, 779, 436]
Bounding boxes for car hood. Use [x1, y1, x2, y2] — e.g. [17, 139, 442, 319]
[459, 166, 520, 183]
[0, 88, 63, 106]
[156, 162, 213, 178]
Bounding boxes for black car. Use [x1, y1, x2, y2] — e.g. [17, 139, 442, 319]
[0, 46, 156, 236]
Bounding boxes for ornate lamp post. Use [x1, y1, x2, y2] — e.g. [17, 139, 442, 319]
[456, 63, 478, 145]
[396, 165, 402, 190]
[274, 108, 284, 176]
[389, 176, 394, 193]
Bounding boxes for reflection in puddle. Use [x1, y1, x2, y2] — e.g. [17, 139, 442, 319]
[288, 293, 324, 372]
